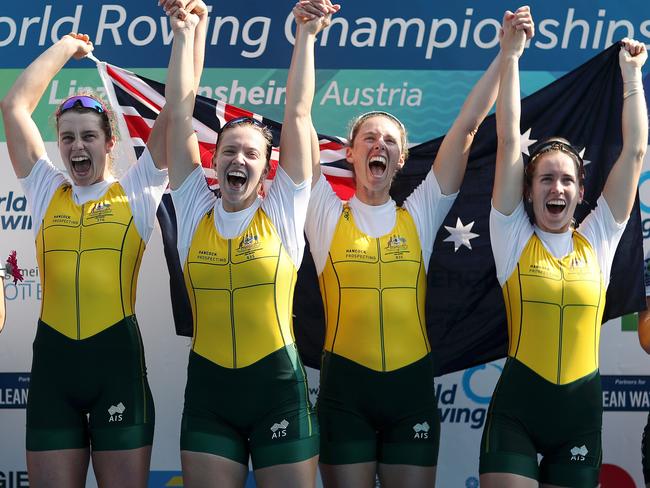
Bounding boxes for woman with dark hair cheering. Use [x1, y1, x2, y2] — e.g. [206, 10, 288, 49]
[480, 11, 647, 487]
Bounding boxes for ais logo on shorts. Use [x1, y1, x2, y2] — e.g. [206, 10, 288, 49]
[270, 419, 289, 439]
[108, 402, 126, 422]
[413, 421, 430, 439]
[570, 445, 588, 461]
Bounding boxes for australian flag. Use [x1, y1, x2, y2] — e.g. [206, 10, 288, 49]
[97, 41, 645, 376]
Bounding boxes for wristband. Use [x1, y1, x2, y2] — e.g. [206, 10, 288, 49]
[624, 88, 644, 99]
[623, 80, 644, 99]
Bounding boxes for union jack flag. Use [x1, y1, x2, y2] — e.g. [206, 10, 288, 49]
[97, 62, 354, 198]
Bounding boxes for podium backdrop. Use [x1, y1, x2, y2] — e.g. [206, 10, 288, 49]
[1, 1, 650, 486]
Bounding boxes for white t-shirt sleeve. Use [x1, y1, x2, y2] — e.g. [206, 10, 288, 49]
[576, 195, 627, 287]
[305, 174, 344, 275]
[403, 169, 458, 269]
[490, 199, 534, 286]
[19, 156, 67, 237]
[262, 166, 310, 267]
[170, 165, 216, 266]
[120, 148, 169, 243]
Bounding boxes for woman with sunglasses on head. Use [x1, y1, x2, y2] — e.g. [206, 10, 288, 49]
[300, 2, 533, 486]
[480, 9, 647, 485]
[162, 1, 338, 486]
[0, 26, 189, 487]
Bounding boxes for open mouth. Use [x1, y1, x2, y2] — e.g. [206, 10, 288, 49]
[226, 169, 248, 190]
[546, 199, 566, 215]
[368, 155, 387, 177]
[71, 155, 92, 175]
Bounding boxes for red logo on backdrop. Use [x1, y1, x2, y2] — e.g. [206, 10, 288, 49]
[599, 464, 635, 488]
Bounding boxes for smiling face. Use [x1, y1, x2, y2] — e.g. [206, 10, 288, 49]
[528, 150, 584, 233]
[57, 111, 115, 186]
[213, 125, 270, 212]
[346, 115, 406, 205]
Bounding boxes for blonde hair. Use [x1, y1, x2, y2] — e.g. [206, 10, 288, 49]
[347, 111, 409, 160]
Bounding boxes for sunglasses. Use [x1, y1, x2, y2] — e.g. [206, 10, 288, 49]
[529, 140, 584, 165]
[57, 96, 106, 117]
[220, 116, 266, 132]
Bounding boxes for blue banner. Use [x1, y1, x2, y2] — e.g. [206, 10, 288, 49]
[1, 0, 650, 70]
[602, 376, 650, 412]
[0, 373, 30, 409]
